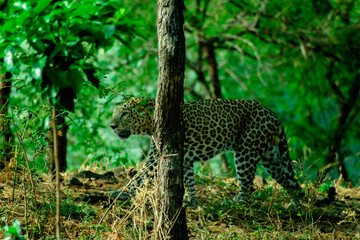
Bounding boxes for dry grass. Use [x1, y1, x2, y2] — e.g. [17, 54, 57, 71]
[1, 160, 360, 240]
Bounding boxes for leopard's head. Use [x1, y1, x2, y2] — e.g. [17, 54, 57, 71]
[110, 98, 155, 139]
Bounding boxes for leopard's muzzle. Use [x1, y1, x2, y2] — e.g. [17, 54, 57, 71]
[117, 130, 131, 139]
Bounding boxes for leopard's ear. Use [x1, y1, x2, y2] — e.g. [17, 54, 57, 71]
[116, 97, 140, 108]
[137, 98, 155, 114]
[134, 97, 143, 105]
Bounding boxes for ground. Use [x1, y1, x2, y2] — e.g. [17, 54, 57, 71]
[0, 164, 359, 239]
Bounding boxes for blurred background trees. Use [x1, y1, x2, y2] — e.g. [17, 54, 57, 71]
[1, 0, 359, 187]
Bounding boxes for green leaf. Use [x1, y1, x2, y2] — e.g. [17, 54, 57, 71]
[318, 183, 330, 193]
[114, 8, 127, 22]
[50, 85, 57, 100]
[31, 56, 47, 80]
[104, 25, 116, 39]
[2, 225, 9, 232]
[31, 64, 42, 80]
[7, 226, 18, 236]
[4, 47, 14, 72]
[0, 11, 7, 20]
[13, 1, 30, 11]
[12, 219, 22, 234]
[28, 38, 46, 53]
[33, 0, 52, 14]
[0, 64, 7, 75]
[2, 19, 17, 36]
[17, 11, 32, 26]
[70, 3, 98, 18]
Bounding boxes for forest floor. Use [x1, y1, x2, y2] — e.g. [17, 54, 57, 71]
[0, 164, 359, 240]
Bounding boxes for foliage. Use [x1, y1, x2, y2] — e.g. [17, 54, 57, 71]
[2, 219, 25, 240]
[1, 0, 136, 111]
[1, 0, 359, 182]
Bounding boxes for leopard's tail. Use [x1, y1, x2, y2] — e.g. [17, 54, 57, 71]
[277, 126, 338, 205]
[276, 126, 292, 167]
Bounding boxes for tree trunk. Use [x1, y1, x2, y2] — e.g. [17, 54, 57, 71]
[326, 68, 360, 185]
[202, 41, 223, 99]
[155, 0, 188, 239]
[0, 70, 13, 169]
[195, 41, 212, 99]
[49, 108, 68, 174]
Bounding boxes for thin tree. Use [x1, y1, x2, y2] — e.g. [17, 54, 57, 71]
[154, 0, 188, 239]
[52, 107, 62, 240]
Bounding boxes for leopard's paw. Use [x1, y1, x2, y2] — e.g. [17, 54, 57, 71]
[108, 189, 132, 200]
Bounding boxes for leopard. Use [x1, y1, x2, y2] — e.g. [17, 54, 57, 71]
[109, 97, 303, 207]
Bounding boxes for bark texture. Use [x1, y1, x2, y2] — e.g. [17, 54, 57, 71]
[155, 0, 188, 239]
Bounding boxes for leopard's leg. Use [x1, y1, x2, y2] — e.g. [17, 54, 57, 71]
[233, 148, 261, 202]
[277, 128, 303, 198]
[108, 139, 157, 200]
[183, 159, 196, 207]
[261, 144, 303, 199]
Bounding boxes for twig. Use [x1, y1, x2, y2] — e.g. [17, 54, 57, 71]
[166, 204, 186, 237]
[9, 109, 37, 201]
[23, 160, 28, 236]
[98, 156, 163, 226]
[12, 145, 18, 203]
[17, 126, 36, 198]
[152, 135, 161, 153]
[0, 98, 9, 113]
[52, 106, 62, 240]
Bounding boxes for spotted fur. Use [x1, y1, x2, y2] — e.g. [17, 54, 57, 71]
[109, 98, 302, 206]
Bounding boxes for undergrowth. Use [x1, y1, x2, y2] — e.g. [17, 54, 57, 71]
[1, 161, 359, 239]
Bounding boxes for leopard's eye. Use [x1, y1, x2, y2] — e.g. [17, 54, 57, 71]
[120, 112, 129, 118]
